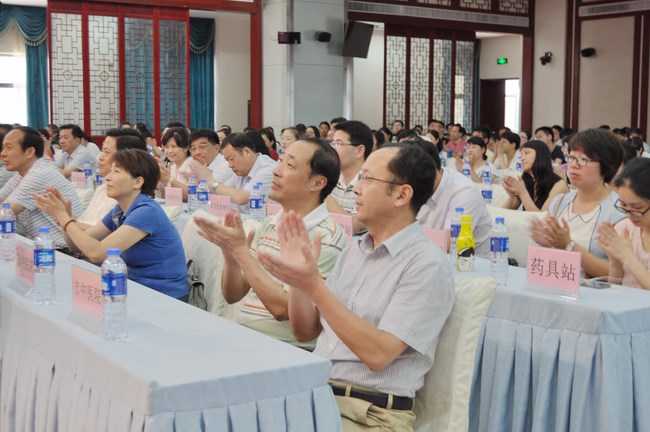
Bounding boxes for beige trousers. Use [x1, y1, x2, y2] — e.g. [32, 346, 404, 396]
[335, 395, 416, 432]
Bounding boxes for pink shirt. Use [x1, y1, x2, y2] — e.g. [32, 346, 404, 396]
[615, 218, 650, 289]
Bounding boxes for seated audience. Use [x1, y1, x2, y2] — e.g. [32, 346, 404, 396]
[0, 133, 15, 189]
[36, 128, 55, 161]
[326, 120, 373, 234]
[503, 140, 569, 211]
[305, 125, 319, 138]
[213, 133, 276, 214]
[596, 158, 650, 289]
[280, 127, 299, 155]
[319, 121, 330, 139]
[493, 131, 521, 171]
[80, 130, 101, 158]
[256, 144, 454, 431]
[519, 130, 531, 147]
[78, 129, 146, 227]
[245, 130, 271, 157]
[55, 124, 97, 178]
[446, 123, 467, 157]
[417, 139, 493, 258]
[260, 129, 279, 161]
[535, 126, 566, 165]
[34, 149, 188, 299]
[194, 138, 347, 348]
[158, 127, 193, 200]
[187, 128, 234, 188]
[0, 127, 82, 248]
[532, 128, 625, 278]
[455, 136, 488, 184]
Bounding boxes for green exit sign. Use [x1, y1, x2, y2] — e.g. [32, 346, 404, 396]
[497, 57, 508, 65]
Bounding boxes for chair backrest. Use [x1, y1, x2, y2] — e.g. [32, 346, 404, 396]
[181, 210, 259, 318]
[486, 205, 547, 267]
[414, 275, 496, 432]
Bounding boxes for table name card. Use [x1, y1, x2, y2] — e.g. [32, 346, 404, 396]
[71, 172, 86, 189]
[266, 202, 282, 217]
[16, 242, 34, 285]
[165, 187, 183, 207]
[209, 194, 231, 217]
[72, 265, 103, 319]
[330, 213, 353, 243]
[422, 228, 448, 252]
[527, 246, 580, 295]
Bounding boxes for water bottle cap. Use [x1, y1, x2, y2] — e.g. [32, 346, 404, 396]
[496, 217, 505, 224]
[1, 202, 9, 209]
[455, 207, 464, 213]
[38, 226, 50, 234]
[107, 248, 121, 255]
[200, 179, 207, 184]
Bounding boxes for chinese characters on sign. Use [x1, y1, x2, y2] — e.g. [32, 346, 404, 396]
[527, 246, 581, 295]
[72, 265, 103, 319]
[208, 194, 231, 217]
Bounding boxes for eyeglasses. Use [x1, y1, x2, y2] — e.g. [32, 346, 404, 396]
[358, 172, 404, 186]
[330, 140, 354, 150]
[567, 155, 598, 167]
[614, 199, 650, 218]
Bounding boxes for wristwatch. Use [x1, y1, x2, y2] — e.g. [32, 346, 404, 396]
[211, 182, 220, 192]
[565, 240, 576, 251]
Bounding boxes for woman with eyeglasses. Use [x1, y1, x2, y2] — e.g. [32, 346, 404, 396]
[503, 140, 569, 211]
[531, 128, 626, 278]
[596, 158, 650, 289]
[34, 149, 189, 300]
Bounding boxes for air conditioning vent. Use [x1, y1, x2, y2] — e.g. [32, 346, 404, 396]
[579, 0, 650, 17]
[347, 1, 529, 27]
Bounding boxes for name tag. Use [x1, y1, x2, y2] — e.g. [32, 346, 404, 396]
[71, 171, 86, 189]
[330, 213, 353, 243]
[16, 242, 34, 285]
[527, 246, 580, 296]
[165, 187, 183, 207]
[72, 265, 103, 319]
[209, 194, 231, 217]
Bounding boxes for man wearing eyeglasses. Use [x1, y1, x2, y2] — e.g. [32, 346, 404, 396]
[186, 128, 234, 187]
[257, 144, 454, 431]
[326, 120, 373, 234]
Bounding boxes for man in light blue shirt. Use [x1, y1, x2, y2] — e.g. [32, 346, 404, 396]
[212, 133, 275, 214]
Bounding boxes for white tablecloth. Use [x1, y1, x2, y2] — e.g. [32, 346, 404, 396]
[468, 260, 650, 432]
[0, 245, 342, 432]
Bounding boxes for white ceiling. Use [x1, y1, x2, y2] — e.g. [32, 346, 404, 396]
[2, 0, 47, 6]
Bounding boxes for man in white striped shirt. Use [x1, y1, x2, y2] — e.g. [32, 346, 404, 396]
[259, 144, 454, 431]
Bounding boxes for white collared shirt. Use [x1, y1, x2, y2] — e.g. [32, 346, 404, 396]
[224, 154, 276, 214]
[207, 153, 234, 184]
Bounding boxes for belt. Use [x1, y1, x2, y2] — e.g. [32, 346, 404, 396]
[329, 382, 414, 411]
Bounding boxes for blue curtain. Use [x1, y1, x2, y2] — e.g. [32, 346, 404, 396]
[190, 18, 215, 130]
[0, 5, 48, 128]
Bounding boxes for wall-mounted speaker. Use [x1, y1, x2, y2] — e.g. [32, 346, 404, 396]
[316, 32, 331, 43]
[580, 48, 596, 58]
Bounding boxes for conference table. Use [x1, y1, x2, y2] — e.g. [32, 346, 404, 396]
[0, 240, 342, 432]
[469, 260, 650, 432]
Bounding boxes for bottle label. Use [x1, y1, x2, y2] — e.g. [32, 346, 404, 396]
[482, 190, 493, 200]
[457, 247, 475, 272]
[516, 162, 522, 171]
[490, 237, 510, 253]
[102, 273, 127, 296]
[249, 198, 261, 210]
[34, 249, 55, 267]
[463, 169, 471, 176]
[0, 220, 15, 234]
[450, 224, 461, 238]
[84, 169, 93, 177]
[198, 191, 209, 202]
[483, 171, 491, 183]
[188, 185, 197, 195]
[95, 174, 104, 184]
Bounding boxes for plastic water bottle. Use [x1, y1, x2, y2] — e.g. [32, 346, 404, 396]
[490, 217, 509, 288]
[249, 184, 264, 221]
[457, 215, 476, 272]
[197, 179, 209, 211]
[83, 160, 94, 189]
[0, 202, 16, 262]
[147, 144, 154, 156]
[482, 162, 493, 204]
[439, 152, 446, 168]
[256, 182, 267, 208]
[447, 149, 453, 159]
[516, 153, 522, 173]
[449, 207, 463, 266]
[187, 175, 198, 213]
[33, 227, 55, 304]
[101, 248, 128, 342]
[462, 160, 471, 178]
[95, 168, 104, 187]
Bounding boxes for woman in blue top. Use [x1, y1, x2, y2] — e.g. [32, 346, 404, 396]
[34, 149, 188, 299]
